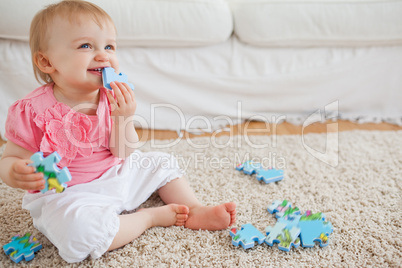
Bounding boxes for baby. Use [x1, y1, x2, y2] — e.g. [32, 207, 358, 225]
[0, 0, 236, 263]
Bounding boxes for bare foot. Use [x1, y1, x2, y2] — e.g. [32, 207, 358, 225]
[184, 202, 236, 231]
[139, 204, 189, 227]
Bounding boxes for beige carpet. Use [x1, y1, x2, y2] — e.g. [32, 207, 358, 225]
[0, 130, 401, 267]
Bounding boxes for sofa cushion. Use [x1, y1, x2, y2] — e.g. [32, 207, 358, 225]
[228, 0, 402, 47]
[0, 0, 233, 47]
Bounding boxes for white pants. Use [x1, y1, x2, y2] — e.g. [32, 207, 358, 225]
[22, 151, 184, 263]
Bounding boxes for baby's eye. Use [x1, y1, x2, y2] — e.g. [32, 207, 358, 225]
[105, 45, 115, 50]
[79, 43, 91, 49]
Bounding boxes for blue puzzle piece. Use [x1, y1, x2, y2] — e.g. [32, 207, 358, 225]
[298, 212, 334, 248]
[265, 200, 333, 251]
[256, 168, 284, 184]
[230, 200, 334, 252]
[265, 223, 301, 252]
[30, 152, 72, 193]
[229, 223, 266, 249]
[264, 209, 302, 252]
[3, 233, 42, 263]
[235, 161, 262, 175]
[236, 161, 284, 184]
[278, 214, 302, 229]
[267, 200, 285, 214]
[102, 67, 134, 90]
[277, 228, 301, 252]
[267, 200, 300, 218]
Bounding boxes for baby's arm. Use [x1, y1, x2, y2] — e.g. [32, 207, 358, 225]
[106, 81, 139, 159]
[0, 141, 44, 190]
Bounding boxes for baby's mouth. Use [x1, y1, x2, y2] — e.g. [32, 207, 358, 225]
[88, 68, 103, 72]
[88, 68, 104, 76]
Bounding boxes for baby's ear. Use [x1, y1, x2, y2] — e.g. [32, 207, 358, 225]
[34, 51, 55, 74]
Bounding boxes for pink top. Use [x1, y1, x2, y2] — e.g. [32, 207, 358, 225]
[5, 84, 121, 187]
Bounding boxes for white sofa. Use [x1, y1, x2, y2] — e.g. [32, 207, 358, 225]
[1, 0, 402, 139]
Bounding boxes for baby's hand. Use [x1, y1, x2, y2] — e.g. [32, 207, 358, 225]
[9, 159, 45, 191]
[106, 81, 136, 118]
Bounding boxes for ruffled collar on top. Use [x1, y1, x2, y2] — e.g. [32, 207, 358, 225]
[34, 102, 94, 166]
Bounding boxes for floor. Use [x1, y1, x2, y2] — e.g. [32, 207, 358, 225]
[135, 120, 402, 141]
[0, 120, 401, 147]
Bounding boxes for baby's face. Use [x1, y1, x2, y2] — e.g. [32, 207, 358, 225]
[44, 14, 118, 91]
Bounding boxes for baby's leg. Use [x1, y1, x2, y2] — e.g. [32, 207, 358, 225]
[158, 177, 236, 231]
[108, 204, 189, 251]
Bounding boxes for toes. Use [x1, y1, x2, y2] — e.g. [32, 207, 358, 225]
[225, 202, 237, 212]
[176, 212, 187, 226]
[230, 213, 236, 226]
[177, 214, 188, 221]
[175, 205, 189, 215]
[172, 204, 189, 226]
[175, 220, 186, 226]
[225, 203, 236, 226]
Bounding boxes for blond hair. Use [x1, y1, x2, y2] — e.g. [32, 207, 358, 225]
[29, 0, 115, 84]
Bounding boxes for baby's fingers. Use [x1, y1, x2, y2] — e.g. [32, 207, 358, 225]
[13, 159, 36, 174]
[106, 90, 118, 110]
[110, 82, 125, 105]
[120, 82, 135, 102]
[11, 159, 45, 190]
[14, 174, 45, 191]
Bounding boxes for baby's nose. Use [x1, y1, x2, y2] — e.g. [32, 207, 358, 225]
[95, 51, 109, 62]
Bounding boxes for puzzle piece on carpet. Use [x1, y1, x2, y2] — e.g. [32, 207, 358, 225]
[236, 161, 284, 184]
[268, 202, 333, 249]
[298, 211, 333, 248]
[267, 200, 300, 218]
[230, 200, 333, 252]
[265, 222, 301, 252]
[229, 223, 266, 249]
[3, 233, 42, 263]
[30, 152, 72, 193]
[236, 160, 262, 175]
[102, 67, 134, 90]
[277, 212, 302, 230]
[256, 168, 284, 183]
